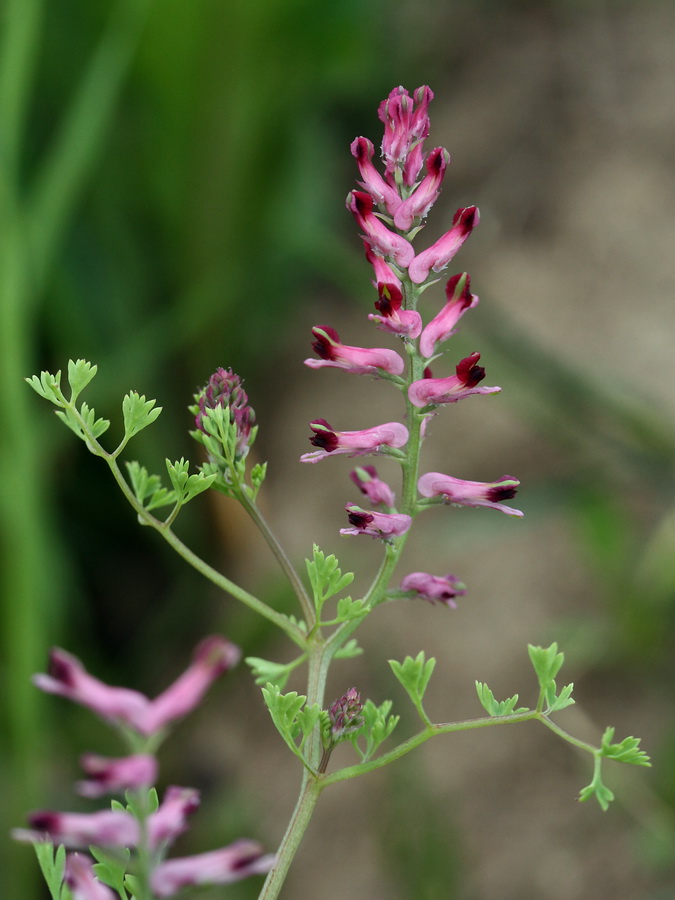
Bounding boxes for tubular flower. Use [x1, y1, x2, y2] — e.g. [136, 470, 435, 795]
[378, 85, 434, 184]
[400, 572, 467, 608]
[148, 786, 200, 850]
[340, 504, 412, 539]
[418, 472, 523, 517]
[305, 325, 404, 376]
[22, 810, 139, 849]
[346, 191, 414, 268]
[419, 273, 479, 358]
[300, 419, 408, 464]
[349, 464, 396, 508]
[76, 753, 158, 798]
[151, 841, 275, 898]
[365, 245, 422, 338]
[408, 206, 480, 285]
[33, 636, 240, 737]
[350, 137, 401, 216]
[195, 368, 255, 459]
[408, 352, 500, 407]
[393, 147, 450, 231]
[65, 854, 116, 900]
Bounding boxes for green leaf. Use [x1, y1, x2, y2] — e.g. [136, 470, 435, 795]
[67, 359, 97, 403]
[579, 755, 615, 811]
[125, 461, 176, 511]
[90, 844, 130, 895]
[547, 682, 575, 713]
[26, 369, 63, 403]
[249, 461, 267, 499]
[246, 655, 304, 690]
[475, 681, 530, 717]
[350, 698, 399, 762]
[122, 392, 162, 441]
[599, 726, 651, 766]
[389, 652, 436, 706]
[333, 596, 369, 622]
[34, 842, 68, 900]
[333, 638, 363, 659]
[528, 642, 565, 690]
[262, 684, 309, 756]
[166, 457, 190, 494]
[306, 545, 354, 614]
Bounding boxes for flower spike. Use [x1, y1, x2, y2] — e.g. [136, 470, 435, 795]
[418, 472, 523, 517]
[408, 352, 500, 407]
[305, 325, 404, 376]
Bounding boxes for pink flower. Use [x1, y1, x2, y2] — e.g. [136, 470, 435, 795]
[33, 636, 240, 737]
[140, 636, 241, 737]
[408, 207, 480, 284]
[393, 147, 449, 231]
[65, 854, 116, 900]
[340, 504, 412, 539]
[349, 465, 396, 508]
[365, 245, 422, 338]
[346, 191, 414, 268]
[304, 325, 404, 376]
[378, 85, 434, 184]
[350, 137, 401, 216]
[400, 572, 466, 608]
[22, 810, 139, 848]
[300, 420, 408, 464]
[419, 273, 479, 358]
[148, 786, 200, 850]
[408, 352, 500, 407]
[151, 841, 274, 897]
[417, 472, 523, 517]
[76, 753, 158, 798]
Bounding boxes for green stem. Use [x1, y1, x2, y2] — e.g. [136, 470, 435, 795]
[238, 490, 315, 629]
[257, 775, 322, 900]
[320, 710, 601, 787]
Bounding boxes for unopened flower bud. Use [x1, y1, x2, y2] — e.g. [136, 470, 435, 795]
[195, 368, 256, 460]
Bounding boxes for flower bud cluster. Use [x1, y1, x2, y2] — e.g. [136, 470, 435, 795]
[301, 85, 523, 603]
[14, 638, 273, 897]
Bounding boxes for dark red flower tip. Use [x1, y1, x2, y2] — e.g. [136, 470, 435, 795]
[487, 485, 519, 501]
[374, 282, 403, 316]
[310, 325, 340, 359]
[456, 352, 485, 387]
[452, 206, 478, 233]
[445, 273, 473, 308]
[347, 509, 374, 528]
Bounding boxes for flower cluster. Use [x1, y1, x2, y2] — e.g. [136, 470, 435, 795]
[14, 638, 273, 897]
[302, 85, 522, 602]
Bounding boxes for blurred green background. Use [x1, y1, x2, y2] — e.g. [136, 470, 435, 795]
[2, 1, 675, 898]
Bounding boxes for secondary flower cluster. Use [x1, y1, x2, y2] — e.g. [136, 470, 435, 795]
[14, 638, 273, 898]
[301, 85, 522, 606]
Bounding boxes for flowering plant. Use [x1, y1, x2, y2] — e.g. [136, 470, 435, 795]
[17, 86, 649, 900]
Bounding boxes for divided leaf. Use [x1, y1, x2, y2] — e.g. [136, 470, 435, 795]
[475, 681, 529, 717]
[122, 392, 162, 441]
